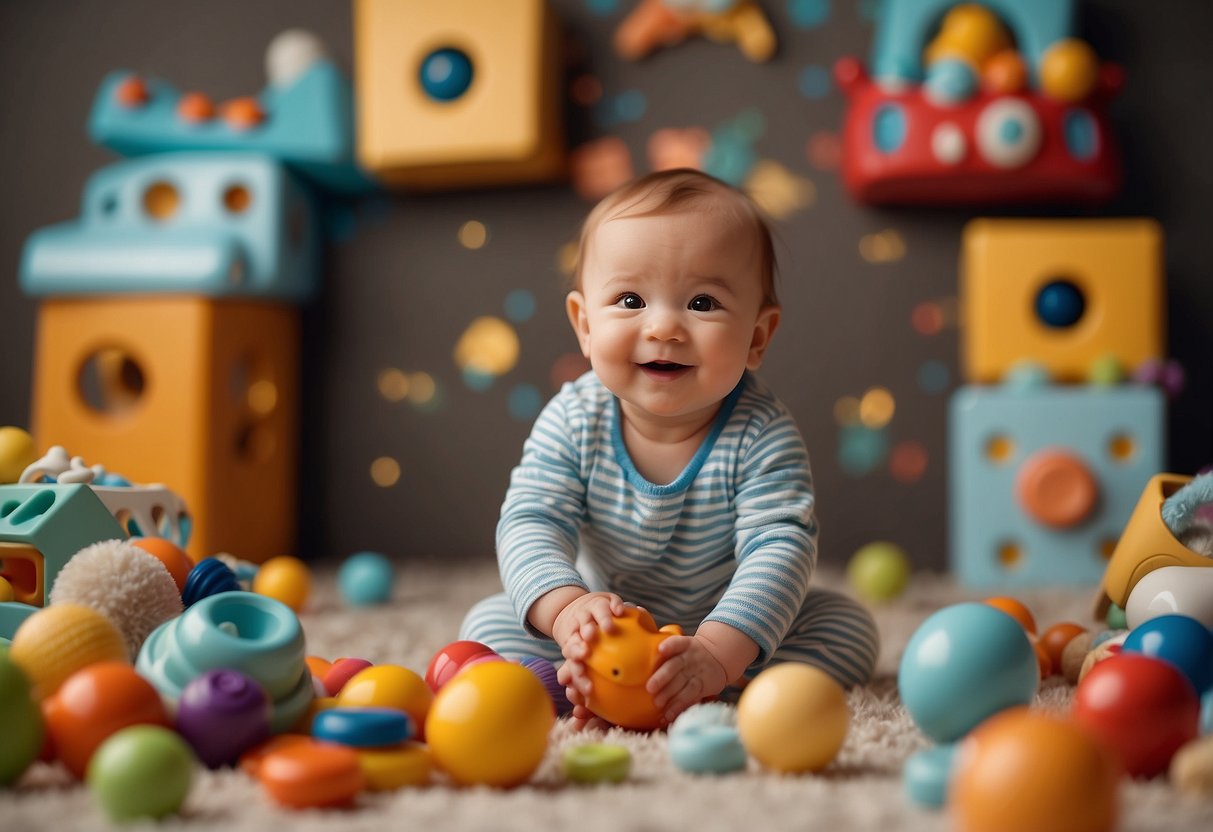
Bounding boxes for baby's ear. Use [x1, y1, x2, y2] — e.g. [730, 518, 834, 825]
[746, 306, 780, 370]
[566, 291, 591, 358]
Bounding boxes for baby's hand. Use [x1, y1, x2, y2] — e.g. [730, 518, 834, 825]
[647, 633, 731, 725]
[552, 592, 625, 730]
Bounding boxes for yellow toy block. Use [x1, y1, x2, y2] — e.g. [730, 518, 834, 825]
[962, 219, 1164, 383]
[354, 0, 565, 189]
[30, 297, 299, 563]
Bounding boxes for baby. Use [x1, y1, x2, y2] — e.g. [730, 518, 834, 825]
[461, 169, 878, 728]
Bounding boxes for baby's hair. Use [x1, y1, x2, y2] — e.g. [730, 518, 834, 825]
[572, 168, 779, 306]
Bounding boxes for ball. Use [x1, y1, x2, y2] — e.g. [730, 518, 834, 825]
[0, 647, 43, 785]
[1121, 614, 1213, 694]
[517, 655, 573, 716]
[425, 661, 554, 787]
[419, 47, 474, 102]
[1072, 652, 1199, 777]
[322, 657, 374, 696]
[130, 537, 195, 593]
[898, 603, 1038, 743]
[982, 49, 1028, 94]
[0, 426, 37, 483]
[176, 669, 271, 768]
[1039, 622, 1088, 675]
[9, 603, 129, 700]
[87, 725, 195, 822]
[252, 556, 311, 613]
[1040, 38, 1100, 102]
[424, 640, 498, 692]
[337, 551, 395, 606]
[43, 661, 171, 779]
[669, 702, 747, 775]
[951, 708, 1119, 832]
[181, 557, 241, 608]
[847, 542, 910, 602]
[983, 596, 1038, 634]
[336, 664, 433, 741]
[736, 663, 849, 773]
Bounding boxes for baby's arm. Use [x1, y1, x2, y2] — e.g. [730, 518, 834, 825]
[531, 587, 627, 728]
[647, 621, 759, 724]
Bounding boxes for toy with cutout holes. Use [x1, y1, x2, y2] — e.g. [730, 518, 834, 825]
[583, 606, 684, 730]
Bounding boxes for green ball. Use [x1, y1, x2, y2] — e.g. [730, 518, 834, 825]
[1105, 602, 1127, 631]
[87, 725, 194, 821]
[0, 646, 44, 786]
[847, 542, 911, 602]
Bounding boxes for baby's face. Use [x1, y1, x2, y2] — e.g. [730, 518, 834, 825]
[568, 208, 778, 429]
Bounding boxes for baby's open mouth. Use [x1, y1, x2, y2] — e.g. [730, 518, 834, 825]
[639, 361, 690, 374]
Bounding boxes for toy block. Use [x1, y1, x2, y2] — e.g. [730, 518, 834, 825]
[20, 152, 320, 303]
[30, 297, 299, 564]
[961, 219, 1164, 383]
[88, 44, 375, 195]
[1, 483, 129, 642]
[835, 0, 1123, 205]
[949, 384, 1164, 588]
[353, 0, 566, 189]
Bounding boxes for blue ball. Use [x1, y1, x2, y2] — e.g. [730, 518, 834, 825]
[1035, 280, 1086, 328]
[898, 603, 1038, 743]
[419, 48, 474, 102]
[924, 59, 978, 104]
[1122, 614, 1213, 694]
[903, 743, 957, 808]
[338, 552, 395, 607]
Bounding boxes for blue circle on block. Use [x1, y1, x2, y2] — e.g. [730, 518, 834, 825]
[898, 603, 1038, 743]
[872, 104, 907, 154]
[1000, 118, 1025, 143]
[419, 48, 474, 102]
[1122, 614, 1213, 694]
[1064, 110, 1100, 161]
[312, 707, 413, 748]
[338, 551, 395, 607]
[1034, 280, 1086, 328]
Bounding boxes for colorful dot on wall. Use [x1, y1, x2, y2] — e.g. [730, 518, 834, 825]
[458, 220, 488, 250]
[745, 160, 816, 220]
[508, 384, 544, 423]
[890, 440, 928, 484]
[408, 372, 437, 406]
[789, 0, 832, 29]
[911, 301, 944, 336]
[557, 241, 579, 277]
[833, 395, 861, 426]
[917, 360, 951, 394]
[463, 368, 494, 392]
[613, 90, 647, 123]
[370, 456, 401, 487]
[504, 289, 536, 323]
[551, 353, 591, 388]
[378, 368, 410, 402]
[839, 424, 890, 477]
[648, 126, 712, 172]
[859, 229, 907, 264]
[797, 65, 833, 99]
[454, 316, 520, 377]
[806, 132, 842, 171]
[571, 74, 604, 107]
[859, 387, 895, 429]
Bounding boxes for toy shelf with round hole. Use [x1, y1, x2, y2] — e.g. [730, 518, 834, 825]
[834, 0, 1122, 206]
[948, 218, 1168, 588]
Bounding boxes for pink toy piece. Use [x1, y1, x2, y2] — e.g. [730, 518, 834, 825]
[323, 658, 374, 697]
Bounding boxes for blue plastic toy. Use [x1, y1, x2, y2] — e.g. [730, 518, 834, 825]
[903, 742, 958, 808]
[20, 152, 320, 302]
[136, 591, 313, 733]
[312, 707, 413, 748]
[898, 603, 1038, 744]
[182, 557, 241, 608]
[667, 702, 747, 775]
[949, 383, 1164, 588]
[1122, 614, 1213, 695]
[337, 551, 395, 607]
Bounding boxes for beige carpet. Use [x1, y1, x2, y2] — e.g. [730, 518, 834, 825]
[5, 560, 1213, 831]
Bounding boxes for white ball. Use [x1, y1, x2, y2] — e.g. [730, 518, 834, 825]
[1125, 565, 1213, 630]
[265, 29, 328, 87]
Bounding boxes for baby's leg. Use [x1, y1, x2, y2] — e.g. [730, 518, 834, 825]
[458, 592, 564, 664]
[750, 586, 880, 689]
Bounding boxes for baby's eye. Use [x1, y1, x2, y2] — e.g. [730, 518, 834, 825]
[689, 295, 719, 312]
[618, 293, 645, 310]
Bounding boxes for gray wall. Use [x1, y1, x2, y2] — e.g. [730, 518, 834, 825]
[1, 1, 1209, 571]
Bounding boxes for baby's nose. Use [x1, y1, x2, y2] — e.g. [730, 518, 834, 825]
[645, 308, 686, 340]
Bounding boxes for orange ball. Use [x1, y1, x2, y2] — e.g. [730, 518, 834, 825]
[1039, 622, 1088, 674]
[982, 49, 1028, 94]
[130, 537, 194, 593]
[983, 596, 1037, 635]
[1031, 637, 1052, 678]
[951, 707, 1120, 832]
[253, 556, 311, 613]
[42, 661, 171, 779]
[1040, 38, 1100, 102]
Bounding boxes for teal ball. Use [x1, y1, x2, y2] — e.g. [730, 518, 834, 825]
[338, 552, 395, 607]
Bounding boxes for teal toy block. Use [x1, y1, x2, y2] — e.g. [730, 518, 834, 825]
[0, 484, 128, 642]
[872, 0, 1075, 84]
[20, 152, 319, 302]
[89, 59, 376, 196]
[949, 384, 1164, 588]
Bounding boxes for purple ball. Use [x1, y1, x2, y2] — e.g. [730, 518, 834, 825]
[517, 655, 573, 716]
[176, 669, 271, 768]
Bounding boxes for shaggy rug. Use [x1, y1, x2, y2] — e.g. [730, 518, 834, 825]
[4, 560, 1212, 832]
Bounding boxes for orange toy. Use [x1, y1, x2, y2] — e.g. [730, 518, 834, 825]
[42, 661, 171, 778]
[584, 607, 683, 730]
[983, 596, 1037, 635]
[130, 537, 195, 592]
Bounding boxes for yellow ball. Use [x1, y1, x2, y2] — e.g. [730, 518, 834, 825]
[0, 576, 13, 603]
[0, 426, 37, 484]
[1040, 38, 1099, 102]
[736, 663, 849, 773]
[425, 661, 554, 787]
[9, 604, 129, 700]
[337, 665, 434, 739]
[252, 556, 311, 613]
[925, 3, 1010, 68]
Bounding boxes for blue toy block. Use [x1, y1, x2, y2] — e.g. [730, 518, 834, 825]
[872, 0, 1075, 84]
[949, 384, 1164, 588]
[89, 60, 376, 196]
[20, 152, 320, 302]
[0, 484, 128, 642]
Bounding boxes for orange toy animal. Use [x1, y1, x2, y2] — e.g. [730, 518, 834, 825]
[584, 607, 683, 730]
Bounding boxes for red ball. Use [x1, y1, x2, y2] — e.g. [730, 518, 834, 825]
[424, 641, 497, 692]
[322, 658, 373, 697]
[1072, 653, 1199, 778]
